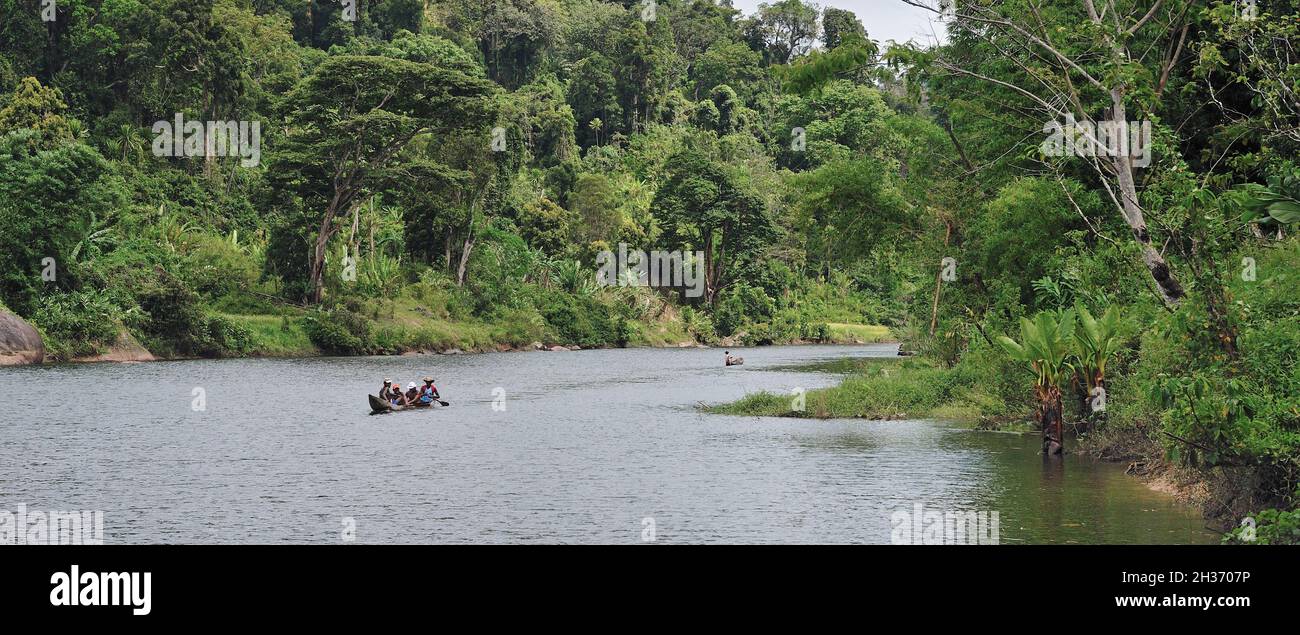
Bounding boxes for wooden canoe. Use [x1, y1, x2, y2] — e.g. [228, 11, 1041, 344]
[726, 357, 745, 366]
[369, 394, 440, 415]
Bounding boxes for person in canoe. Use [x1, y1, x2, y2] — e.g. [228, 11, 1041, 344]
[380, 378, 398, 401]
[724, 351, 743, 366]
[404, 381, 421, 404]
[387, 382, 410, 407]
[416, 377, 441, 405]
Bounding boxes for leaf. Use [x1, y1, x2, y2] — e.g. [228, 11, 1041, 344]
[1268, 201, 1300, 224]
[997, 335, 1025, 359]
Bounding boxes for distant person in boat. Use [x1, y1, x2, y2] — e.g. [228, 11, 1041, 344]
[724, 351, 734, 365]
[417, 377, 441, 405]
[380, 378, 397, 401]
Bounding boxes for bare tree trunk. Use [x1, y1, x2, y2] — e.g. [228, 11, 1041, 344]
[1041, 387, 1064, 455]
[456, 235, 474, 286]
[308, 209, 336, 304]
[1109, 92, 1185, 306]
[929, 219, 952, 337]
[703, 232, 716, 305]
[455, 209, 476, 287]
[444, 226, 453, 273]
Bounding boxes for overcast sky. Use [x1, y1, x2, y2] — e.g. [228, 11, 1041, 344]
[728, 0, 948, 47]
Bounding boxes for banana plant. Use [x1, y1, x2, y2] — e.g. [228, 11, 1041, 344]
[1235, 169, 1300, 226]
[1072, 303, 1122, 426]
[998, 309, 1076, 454]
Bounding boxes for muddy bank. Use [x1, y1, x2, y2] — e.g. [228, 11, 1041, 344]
[1080, 426, 1285, 533]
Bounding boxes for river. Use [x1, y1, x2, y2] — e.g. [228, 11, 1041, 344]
[0, 344, 1215, 544]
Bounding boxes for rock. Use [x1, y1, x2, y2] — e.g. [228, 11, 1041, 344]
[72, 329, 155, 363]
[531, 341, 544, 351]
[441, 348, 463, 355]
[677, 341, 694, 348]
[548, 345, 568, 352]
[0, 309, 44, 366]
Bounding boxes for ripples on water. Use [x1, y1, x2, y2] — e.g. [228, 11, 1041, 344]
[0, 344, 1213, 544]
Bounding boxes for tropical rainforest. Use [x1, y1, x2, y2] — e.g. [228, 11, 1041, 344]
[0, 0, 1296, 540]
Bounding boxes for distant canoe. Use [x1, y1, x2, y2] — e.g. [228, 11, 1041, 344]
[725, 357, 744, 366]
[368, 394, 440, 415]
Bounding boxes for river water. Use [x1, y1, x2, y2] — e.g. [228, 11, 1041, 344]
[0, 344, 1214, 544]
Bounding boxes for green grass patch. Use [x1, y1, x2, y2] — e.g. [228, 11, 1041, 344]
[220, 313, 318, 357]
[826, 323, 892, 343]
[705, 358, 992, 422]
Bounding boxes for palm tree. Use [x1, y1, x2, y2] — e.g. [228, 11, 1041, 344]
[998, 309, 1076, 455]
[106, 124, 146, 162]
[1072, 303, 1122, 431]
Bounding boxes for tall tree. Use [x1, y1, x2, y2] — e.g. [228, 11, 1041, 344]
[273, 55, 496, 302]
[820, 6, 865, 50]
[899, 0, 1191, 306]
[652, 148, 774, 304]
[756, 0, 820, 64]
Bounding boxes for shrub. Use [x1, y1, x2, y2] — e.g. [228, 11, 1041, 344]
[714, 282, 775, 337]
[31, 289, 125, 357]
[303, 308, 374, 355]
[1222, 507, 1300, 545]
[680, 306, 716, 342]
[539, 293, 616, 347]
[177, 233, 259, 301]
[197, 314, 254, 357]
[134, 269, 210, 357]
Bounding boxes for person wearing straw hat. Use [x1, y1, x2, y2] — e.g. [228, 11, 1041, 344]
[417, 376, 442, 405]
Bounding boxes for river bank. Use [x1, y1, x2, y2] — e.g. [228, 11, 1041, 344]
[702, 354, 1256, 536]
[6, 305, 893, 365]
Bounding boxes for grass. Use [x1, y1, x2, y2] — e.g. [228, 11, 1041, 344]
[221, 313, 318, 357]
[826, 323, 892, 343]
[705, 357, 995, 422]
[628, 318, 695, 347]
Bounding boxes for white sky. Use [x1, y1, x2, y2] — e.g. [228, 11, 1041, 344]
[728, 0, 948, 47]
